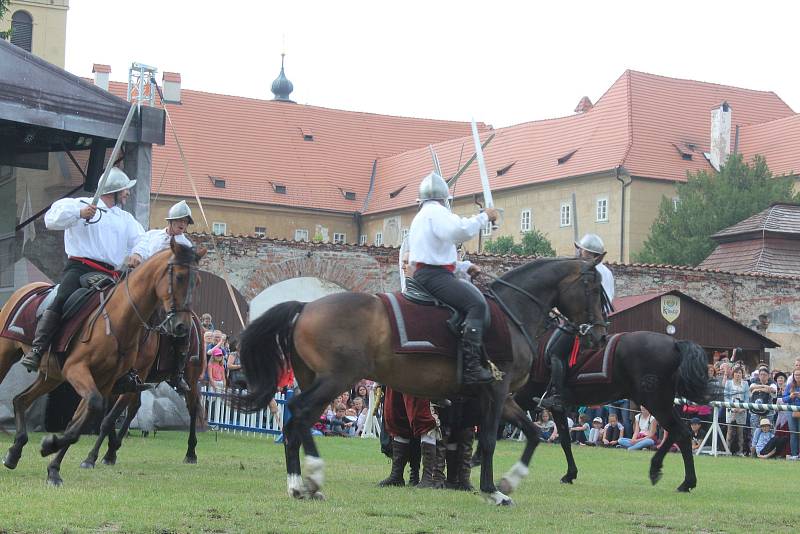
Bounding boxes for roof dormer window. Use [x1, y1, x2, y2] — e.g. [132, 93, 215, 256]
[209, 176, 226, 188]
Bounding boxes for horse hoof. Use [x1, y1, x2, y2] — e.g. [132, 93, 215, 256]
[308, 491, 326, 501]
[40, 435, 58, 457]
[498, 479, 513, 495]
[79, 460, 95, 469]
[650, 471, 663, 486]
[46, 474, 63, 487]
[560, 476, 574, 484]
[676, 482, 694, 493]
[183, 456, 197, 465]
[102, 455, 117, 466]
[482, 491, 514, 506]
[3, 452, 20, 470]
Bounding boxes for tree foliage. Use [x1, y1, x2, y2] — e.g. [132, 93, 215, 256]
[1, 0, 10, 40]
[483, 228, 556, 256]
[635, 154, 798, 266]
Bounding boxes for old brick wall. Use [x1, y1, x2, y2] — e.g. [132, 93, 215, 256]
[191, 234, 800, 369]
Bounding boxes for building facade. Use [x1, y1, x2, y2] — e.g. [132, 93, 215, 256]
[0, 0, 68, 67]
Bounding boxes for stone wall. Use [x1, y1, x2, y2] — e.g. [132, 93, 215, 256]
[190, 233, 800, 369]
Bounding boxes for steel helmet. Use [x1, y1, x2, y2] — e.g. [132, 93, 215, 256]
[165, 200, 194, 224]
[575, 233, 606, 255]
[99, 167, 137, 195]
[417, 172, 450, 203]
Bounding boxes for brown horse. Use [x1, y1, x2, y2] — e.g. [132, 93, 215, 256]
[0, 240, 203, 485]
[239, 257, 607, 505]
[79, 313, 204, 469]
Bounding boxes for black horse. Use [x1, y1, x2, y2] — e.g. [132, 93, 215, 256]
[511, 331, 709, 493]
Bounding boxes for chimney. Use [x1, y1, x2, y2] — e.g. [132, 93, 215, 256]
[709, 102, 732, 171]
[92, 63, 111, 91]
[162, 72, 182, 103]
[574, 96, 593, 114]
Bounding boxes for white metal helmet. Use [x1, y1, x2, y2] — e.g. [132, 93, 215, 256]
[417, 172, 450, 203]
[575, 233, 606, 255]
[165, 200, 194, 224]
[99, 167, 137, 195]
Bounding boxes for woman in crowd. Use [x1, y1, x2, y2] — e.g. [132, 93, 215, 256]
[724, 366, 749, 455]
[617, 406, 658, 451]
[783, 368, 800, 460]
[226, 338, 246, 390]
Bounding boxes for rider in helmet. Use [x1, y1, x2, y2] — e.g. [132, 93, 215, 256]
[542, 233, 615, 412]
[129, 200, 196, 393]
[20, 168, 145, 389]
[408, 172, 499, 385]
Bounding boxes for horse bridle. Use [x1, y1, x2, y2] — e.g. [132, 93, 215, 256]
[483, 261, 606, 355]
[124, 258, 197, 337]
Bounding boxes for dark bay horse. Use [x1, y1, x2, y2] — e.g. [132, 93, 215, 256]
[239, 257, 607, 505]
[79, 314, 204, 469]
[513, 331, 709, 492]
[0, 240, 203, 485]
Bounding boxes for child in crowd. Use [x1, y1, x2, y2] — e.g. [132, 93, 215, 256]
[535, 410, 556, 442]
[752, 418, 786, 459]
[584, 417, 604, 446]
[570, 413, 590, 444]
[689, 417, 704, 452]
[328, 404, 352, 436]
[602, 412, 625, 447]
[617, 406, 658, 451]
[207, 347, 226, 391]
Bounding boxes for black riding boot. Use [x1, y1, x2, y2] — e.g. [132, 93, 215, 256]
[378, 439, 409, 487]
[445, 446, 460, 489]
[169, 348, 191, 394]
[457, 428, 476, 491]
[111, 369, 152, 394]
[20, 310, 61, 372]
[408, 437, 421, 486]
[461, 320, 494, 385]
[541, 356, 571, 413]
[416, 441, 445, 489]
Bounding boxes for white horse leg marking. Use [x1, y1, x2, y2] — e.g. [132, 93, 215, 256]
[482, 490, 514, 506]
[498, 461, 529, 495]
[287, 474, 306, 498]
[303, 455, 325, 494]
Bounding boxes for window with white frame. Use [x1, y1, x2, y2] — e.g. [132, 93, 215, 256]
[672, 197, 681, 212]
[560, 202, 571, 227]
[333, 232, 346, 244]
[596, 198, 608, 222]
[212, 222, 227, 236]
[375, 232, 383, 246]
[359, 234, 367, 245]
[401, 228, 409, 241]
[520, 209, 531, 232]
[254, 226, 266, 238]
[482, 221, 492, 237]
[294, 229, 309, 242]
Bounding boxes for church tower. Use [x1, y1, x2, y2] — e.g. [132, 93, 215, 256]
[0, 0, 69, 67]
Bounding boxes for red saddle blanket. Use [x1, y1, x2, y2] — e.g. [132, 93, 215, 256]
[377, 292, 512, 362]
[0, 285, 104, 354]
[532, 330, 624, 386]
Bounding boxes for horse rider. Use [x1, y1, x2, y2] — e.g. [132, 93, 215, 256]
[542, 233, 615, 412]
[20, 168, 147, 392]
[129, 200, 195, 393]
[408, 171, 499, 385]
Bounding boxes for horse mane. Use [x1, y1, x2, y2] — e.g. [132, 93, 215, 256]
[498, 256, 578, 280]
[140, 242, 199, 268]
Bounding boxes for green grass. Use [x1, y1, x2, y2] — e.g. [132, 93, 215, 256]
[0, 430, 797, 533]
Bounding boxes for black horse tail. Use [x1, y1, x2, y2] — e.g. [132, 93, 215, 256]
[239, 301, 305, 412]
[675, 340, 710, 404]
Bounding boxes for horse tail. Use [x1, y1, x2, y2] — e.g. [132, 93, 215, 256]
[675, 340, 710, 404]
[239, 301, 305, 412]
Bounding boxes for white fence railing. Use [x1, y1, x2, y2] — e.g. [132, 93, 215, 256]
[201, 387, 290, 438]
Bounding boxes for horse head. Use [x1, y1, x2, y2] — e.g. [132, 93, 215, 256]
[152, 238, 206, 338]
[554, 258, 608, 349]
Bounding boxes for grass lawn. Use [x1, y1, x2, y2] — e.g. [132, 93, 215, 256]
[0, 430, 797, 533]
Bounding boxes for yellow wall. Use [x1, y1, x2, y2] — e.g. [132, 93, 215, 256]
[151, 196, 358, 243]
[626, 178, 678, 261]
[2, 0, 68, 67]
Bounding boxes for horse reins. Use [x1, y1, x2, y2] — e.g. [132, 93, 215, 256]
[123, 258, 197, 337]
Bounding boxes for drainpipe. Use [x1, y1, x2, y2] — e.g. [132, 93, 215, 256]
[615, 167, 632, 262]
[354, 212, 362, 245]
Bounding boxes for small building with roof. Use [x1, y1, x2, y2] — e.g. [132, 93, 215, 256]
[610, 289, 779, 368]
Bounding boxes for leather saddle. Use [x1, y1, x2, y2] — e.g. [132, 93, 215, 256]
[37, 272, 116, 322]
[402, 277, 490, 335]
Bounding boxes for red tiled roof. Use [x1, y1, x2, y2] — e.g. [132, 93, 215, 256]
[104, 81, 487, 212]
[711, 203, 800, 239]
[698, 237, 800, 277]
[611, 291, 667, 314]
[364, 70, 794, 214]
[92, 63, 111, 73]
[738, 114, 800, 177]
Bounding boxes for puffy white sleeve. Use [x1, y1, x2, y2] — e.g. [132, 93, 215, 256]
[126, 217, 146, 257]
[177, 234, 193, 249]
[430, 208, 488, 243]
[44, 198, 83, 230]
[130, 230, 152, 260]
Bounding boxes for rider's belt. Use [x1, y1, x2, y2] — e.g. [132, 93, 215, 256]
[415, 262, 456, 273]
[69, 257, 119, 279]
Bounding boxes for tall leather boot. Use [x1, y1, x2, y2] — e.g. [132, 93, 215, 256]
[20, 310, 61, 372]
[445, 445, 460, 489]
[378, 439, 409, 487]
[416, 441, 444, 489]
[408, 437, 421, 486]
[541, 355, 571, 413]
[170, 345, 191, 394]
[461, 320, 494, 385]
[457, 428, 476, 491]
[432, 440, 447, 487]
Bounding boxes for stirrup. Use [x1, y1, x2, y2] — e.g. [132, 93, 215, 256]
[20, 350, 42, 373]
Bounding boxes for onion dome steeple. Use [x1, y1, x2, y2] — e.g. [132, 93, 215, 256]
[271, 53, 295, 103]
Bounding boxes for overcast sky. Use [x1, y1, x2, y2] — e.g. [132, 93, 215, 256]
[65, 0, 799, 127]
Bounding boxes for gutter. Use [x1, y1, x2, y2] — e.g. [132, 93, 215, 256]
[615, 166, 632, 262]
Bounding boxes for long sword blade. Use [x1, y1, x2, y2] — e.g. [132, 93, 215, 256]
[471, 118, 493, 208]
[91, 101, 139, 206]
[447, 133, 495, 188]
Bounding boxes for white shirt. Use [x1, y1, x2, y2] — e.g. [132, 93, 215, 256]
[596, 262, 615, 304]
[408, 201, 488, 267]
[131, 227, 193, 260]
[45, 197, 145, 269]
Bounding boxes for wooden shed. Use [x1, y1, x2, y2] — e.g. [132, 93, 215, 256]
[610, 290, 779, 367]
